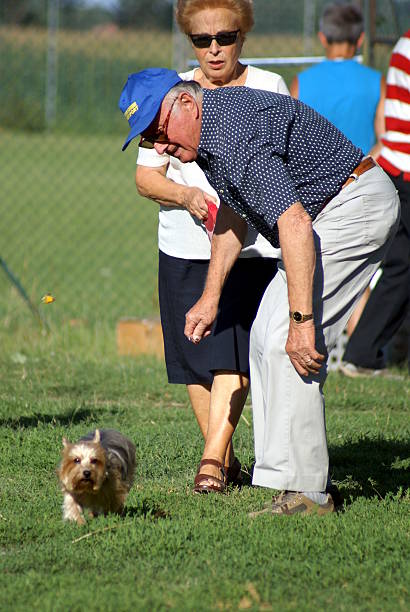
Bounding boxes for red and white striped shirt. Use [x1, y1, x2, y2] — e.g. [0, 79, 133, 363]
[378, 30, 410, 180]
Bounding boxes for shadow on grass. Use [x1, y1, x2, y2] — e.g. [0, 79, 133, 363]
[239, 468, 253, 488]
[241, 436, 409, 503]
[124, 500, 169, 520]
[329, 436, 409, 501]
[0, 407, 97, 429]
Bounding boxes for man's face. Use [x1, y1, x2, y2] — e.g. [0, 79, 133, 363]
[140, 93, 201, 163]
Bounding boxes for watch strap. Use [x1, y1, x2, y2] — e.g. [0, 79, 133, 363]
[289, 311, 314, 324]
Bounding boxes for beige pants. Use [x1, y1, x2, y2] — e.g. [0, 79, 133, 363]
[250, 165, 400, 491]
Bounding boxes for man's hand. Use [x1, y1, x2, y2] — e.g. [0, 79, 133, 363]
[184, 295, 219, 343]
[185, 203, 247, 344]
[285, 320, 325, 376]
[182, 187, 217, 221]
[277, 202, 323, 376]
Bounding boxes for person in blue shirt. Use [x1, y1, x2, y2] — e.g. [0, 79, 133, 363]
[290, 3, 385, 157]
[119, 69, 399, 516]
[290, 2, 386, 337]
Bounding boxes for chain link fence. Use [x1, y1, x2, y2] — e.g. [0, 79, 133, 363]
[1, 0, 408, 330]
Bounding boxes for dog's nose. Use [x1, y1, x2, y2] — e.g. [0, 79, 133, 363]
[83, 470, 91, 478]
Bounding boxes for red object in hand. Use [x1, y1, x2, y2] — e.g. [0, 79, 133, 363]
[204, 200, 218, 239]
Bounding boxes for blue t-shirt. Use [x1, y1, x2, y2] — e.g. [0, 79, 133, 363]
[197, 87, 363, 247]
[298, 59, 381, 153]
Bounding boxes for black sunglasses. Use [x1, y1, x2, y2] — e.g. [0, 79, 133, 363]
[189, 30, 240, 49]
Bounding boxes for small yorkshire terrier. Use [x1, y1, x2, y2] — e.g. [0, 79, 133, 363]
[58, 429, 136, 525]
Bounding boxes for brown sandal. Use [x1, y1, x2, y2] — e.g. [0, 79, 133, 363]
[225, 457, 243, 487]
[194, 459, 226, 494]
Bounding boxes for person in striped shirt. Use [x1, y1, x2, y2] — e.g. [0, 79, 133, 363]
[341, 30, 410, 377]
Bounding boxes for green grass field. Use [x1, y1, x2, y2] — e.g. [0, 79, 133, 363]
[0, 323, 409, 611]
[0, 128, 160, 326]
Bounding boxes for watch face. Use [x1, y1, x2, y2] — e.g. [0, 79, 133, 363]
[293, 311, 303, 322]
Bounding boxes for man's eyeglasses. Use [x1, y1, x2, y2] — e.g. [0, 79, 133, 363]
[189, 30, 240, 49]
[139, 98, 177, 149]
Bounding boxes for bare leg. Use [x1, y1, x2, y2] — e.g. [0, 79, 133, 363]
[197, 371, 250, 482]
[186, 383, 211, 439]
[346, 286, 371, 336]
[187, 381, 238, 468]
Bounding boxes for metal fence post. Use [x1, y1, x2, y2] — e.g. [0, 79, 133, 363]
[363, 0, 376, 67]
[303, 0, 316, 57]
[45, 0, 60, 130]
[172, 0, 190, 72]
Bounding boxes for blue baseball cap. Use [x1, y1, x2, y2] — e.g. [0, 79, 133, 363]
[118, 68, 182, 151]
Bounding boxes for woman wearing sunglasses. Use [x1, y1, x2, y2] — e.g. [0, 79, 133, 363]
[135, 0, 289, 493]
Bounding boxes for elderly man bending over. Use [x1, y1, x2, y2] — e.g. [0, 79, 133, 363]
[119, 68, 399, 516]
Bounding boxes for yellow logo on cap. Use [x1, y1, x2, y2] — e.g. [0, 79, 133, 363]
[125, 102, 138, 121]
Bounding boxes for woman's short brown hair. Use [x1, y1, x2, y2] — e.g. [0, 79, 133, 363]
[175, 0, 254, 35]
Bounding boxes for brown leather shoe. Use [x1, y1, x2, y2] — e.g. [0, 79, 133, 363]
[326, 484, 344, 510]
[193, 459, 226, 494]
[249, 491, 335, 517]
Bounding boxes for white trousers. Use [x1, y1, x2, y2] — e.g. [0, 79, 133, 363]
[250, 165, 400, 492]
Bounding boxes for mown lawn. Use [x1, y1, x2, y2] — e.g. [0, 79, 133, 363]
[0, 129, 159, 326]
[0, 323, 409, 611]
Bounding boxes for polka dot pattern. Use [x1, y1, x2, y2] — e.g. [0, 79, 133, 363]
[197, 87, 363, 247]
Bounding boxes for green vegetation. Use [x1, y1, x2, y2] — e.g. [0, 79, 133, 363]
[0, 129, 159, 326]
[0, 26, 393, 135]
[0, 27, 174, 133]
[0, 324, 409, 610]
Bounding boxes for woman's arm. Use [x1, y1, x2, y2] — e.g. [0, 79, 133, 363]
[135, 164, 215, 221]
[289, 75, 299, 98]
[369, 75, 386, 159]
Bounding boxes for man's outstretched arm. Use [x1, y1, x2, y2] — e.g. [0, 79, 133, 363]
[278, 201, 325, 376]
[184, 203, 247, 342]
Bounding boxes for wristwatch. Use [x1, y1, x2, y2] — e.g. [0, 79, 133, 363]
[289, 311, 314, 324]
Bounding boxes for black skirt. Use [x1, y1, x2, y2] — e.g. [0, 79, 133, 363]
[158, 250, 277, 384]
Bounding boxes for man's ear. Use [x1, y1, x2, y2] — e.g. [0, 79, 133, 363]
[179, 92, 199, 117]
[318, 31, 329, 50]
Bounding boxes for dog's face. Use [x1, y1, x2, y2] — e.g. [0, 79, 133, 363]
[58, 430, 106, 494]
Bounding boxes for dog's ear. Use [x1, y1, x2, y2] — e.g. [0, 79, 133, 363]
[93, 429, 101, 444]
[62, 437, 70, 448]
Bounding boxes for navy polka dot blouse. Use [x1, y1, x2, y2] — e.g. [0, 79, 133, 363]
[197, 87, 363, 247]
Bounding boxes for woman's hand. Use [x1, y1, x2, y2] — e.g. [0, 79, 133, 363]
[182, 187, 217, 221]
[285, 319, 325, 376]
[135, 166, 217, 220]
